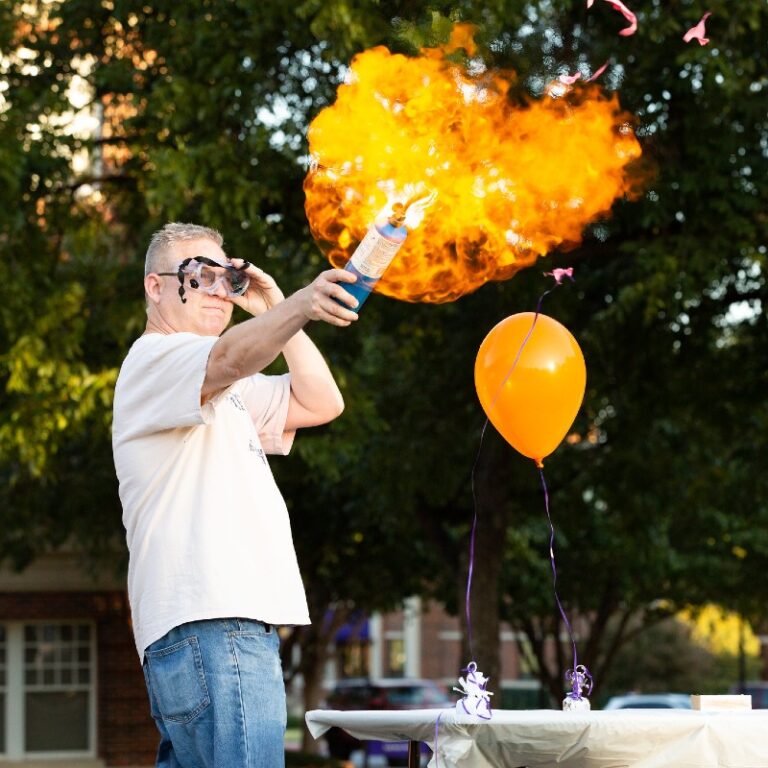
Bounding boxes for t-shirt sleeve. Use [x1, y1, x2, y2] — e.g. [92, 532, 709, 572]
[237, 372, 296, 455]
[113, 333, 218, 440]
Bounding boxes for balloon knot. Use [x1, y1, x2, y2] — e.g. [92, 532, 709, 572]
[544, 267, 574, 285]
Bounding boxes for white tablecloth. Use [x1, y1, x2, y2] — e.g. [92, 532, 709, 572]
[305, 708, 768, 767]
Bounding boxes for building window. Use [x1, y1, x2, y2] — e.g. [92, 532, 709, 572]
[385, 637, 405, 677]
[337, 641, 368, 678]
[24, 623, 93, 752]
[1, 622, 95, 759]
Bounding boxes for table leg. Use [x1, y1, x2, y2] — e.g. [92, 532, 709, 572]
[408, 740, 420, 768]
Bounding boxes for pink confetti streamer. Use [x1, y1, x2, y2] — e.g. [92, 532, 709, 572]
[558, 72, 582, 85]
[683, 12, 711, 45]
[587, 59, 610, 81]
[587, 0, 637, 36]
[606, 0, 637, 36]
[558, 60, 609, 87]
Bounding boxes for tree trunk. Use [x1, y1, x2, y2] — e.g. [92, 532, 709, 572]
[757, 622, 768, 681]
[297, 606, 353, 754]
[458, 435, 510, 692]
[299, 633, 326, 754]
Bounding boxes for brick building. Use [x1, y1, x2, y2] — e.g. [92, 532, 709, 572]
[0, 555, 542, 766]
[315, 597, 544, 711]
[0, 552, 155, 767]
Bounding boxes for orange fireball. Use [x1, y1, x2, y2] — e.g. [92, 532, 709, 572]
[305, 24, 643, 303]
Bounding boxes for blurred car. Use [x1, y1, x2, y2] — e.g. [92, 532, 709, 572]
[323, 678, 453, 765]
[603, 693, 693, 710]
[729, 682, 768, 708]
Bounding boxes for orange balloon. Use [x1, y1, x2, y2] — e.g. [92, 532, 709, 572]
[474, 312, 586, 465]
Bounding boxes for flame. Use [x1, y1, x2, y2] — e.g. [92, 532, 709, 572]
[304, 24, 643, 304]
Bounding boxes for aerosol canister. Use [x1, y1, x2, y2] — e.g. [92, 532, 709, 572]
[340, 203, 408, 313]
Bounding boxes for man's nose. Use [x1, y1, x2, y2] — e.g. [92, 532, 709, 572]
[212, 278, 229, 298]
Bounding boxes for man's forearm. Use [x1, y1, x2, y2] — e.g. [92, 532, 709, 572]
[202, 267, 358, 402]
[282, 330, 344, 422]
[202, 292, 309, 400]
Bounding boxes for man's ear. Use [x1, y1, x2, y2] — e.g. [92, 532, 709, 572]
[144, 274, 163, 304]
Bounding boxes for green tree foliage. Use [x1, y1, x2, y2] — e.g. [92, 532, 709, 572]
[602, 616, 761, 702]
[0, 0, 766, 722]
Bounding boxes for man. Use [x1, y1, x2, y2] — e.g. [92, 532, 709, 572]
[112, 222, 359, 767]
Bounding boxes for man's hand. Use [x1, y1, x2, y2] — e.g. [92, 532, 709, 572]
[228, 259, 285, 316]
[296, 269, 360, 326]
[229, 262, 358, 326]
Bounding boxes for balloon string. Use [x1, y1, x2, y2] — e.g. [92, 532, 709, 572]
[487, 286, 553, 414]
[539, 465, 579, 677]
[467, 281, 561, 658]
[465, 494, 479, 659]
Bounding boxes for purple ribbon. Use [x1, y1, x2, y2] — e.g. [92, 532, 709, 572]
[540, 466, 590, 701]
[565, 664, 594, 701]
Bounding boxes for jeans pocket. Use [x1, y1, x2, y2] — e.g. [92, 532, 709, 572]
[146, 636, 211, 724]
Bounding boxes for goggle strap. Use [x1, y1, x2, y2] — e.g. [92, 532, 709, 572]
[176, 256, 197, 303]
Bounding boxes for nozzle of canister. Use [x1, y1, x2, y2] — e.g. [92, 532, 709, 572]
[388, 203, 407, 228]
[388, 190, 437, 228]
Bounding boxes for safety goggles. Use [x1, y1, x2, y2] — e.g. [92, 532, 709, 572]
[157, 256, 250, 303]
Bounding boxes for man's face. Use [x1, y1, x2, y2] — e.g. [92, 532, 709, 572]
[145, 238, 235, 336]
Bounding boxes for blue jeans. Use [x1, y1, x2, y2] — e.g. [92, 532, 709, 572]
[142, 618, 286, 768]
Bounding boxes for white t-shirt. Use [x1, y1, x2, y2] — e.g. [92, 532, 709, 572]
[112, 332, 310, 659]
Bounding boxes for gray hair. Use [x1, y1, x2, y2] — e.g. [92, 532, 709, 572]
[144, 222, 224, 276]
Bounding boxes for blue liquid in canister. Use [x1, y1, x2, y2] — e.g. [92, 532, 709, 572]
[339, 214, 408, 313]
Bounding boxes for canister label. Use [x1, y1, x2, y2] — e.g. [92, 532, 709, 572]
[349, 227, 404, 279]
